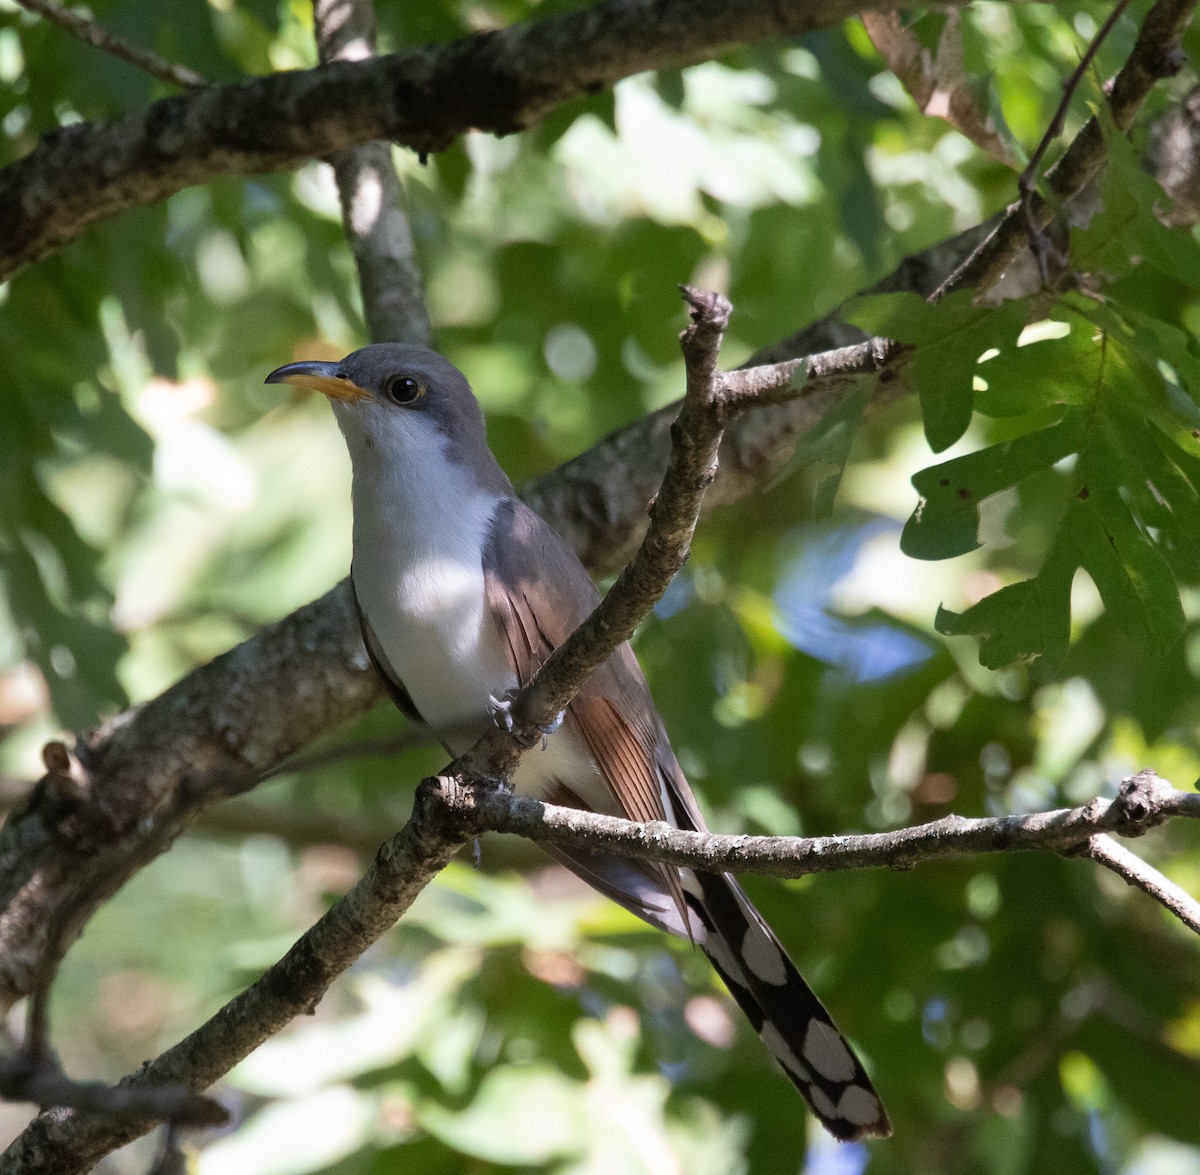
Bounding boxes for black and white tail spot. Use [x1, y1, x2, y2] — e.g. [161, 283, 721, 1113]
[682, 867, 892, 1141]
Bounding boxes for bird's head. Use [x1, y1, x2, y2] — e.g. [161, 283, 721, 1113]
[266, 344, 505, 490]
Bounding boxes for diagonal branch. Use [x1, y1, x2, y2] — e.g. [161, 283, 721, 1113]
[937, 0, 1195, 298]
[11, 0, 209, 90]
[1084, 833, 1200, 934]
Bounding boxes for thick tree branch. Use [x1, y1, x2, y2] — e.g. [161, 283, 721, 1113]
[0, 0, 984, 283]
[0, 583, 382, 1015]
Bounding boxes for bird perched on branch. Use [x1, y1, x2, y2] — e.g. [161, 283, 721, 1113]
[266, 343, 890, 1140]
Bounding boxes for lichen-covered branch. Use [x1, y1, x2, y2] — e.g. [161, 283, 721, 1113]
[0, 0, 977, 282]
[464, 769, 1200, 881]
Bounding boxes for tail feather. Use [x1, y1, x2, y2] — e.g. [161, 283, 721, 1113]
[540, 773, 890, 1139]
[685, 868, 892, 1141]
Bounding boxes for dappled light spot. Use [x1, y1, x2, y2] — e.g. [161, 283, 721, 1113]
[685, 995, 735, 1049]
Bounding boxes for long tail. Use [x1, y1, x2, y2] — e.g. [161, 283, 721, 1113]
[684, 868, 892, 1141]
[547, 838, 892, 1139]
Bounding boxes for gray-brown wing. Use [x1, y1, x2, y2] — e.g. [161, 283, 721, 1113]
[482, 497, 690, 925]
[482, 497, 672, 824]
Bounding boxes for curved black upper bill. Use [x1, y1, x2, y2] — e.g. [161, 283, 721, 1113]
[264, 361, 369, 402]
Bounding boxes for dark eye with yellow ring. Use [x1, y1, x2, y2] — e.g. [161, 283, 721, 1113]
[386, 375, 424, 405]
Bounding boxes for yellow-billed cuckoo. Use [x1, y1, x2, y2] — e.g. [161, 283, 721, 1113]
[266, 344, 890, 1140]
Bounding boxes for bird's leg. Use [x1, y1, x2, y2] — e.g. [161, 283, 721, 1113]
[487, 689, 564, 750]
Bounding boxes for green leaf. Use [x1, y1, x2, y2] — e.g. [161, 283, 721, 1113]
[920, 299, 1196, 671]
[1070, 471, 1186, 657]
[972, 316, 1101, 418]
[846, 289, 1032, 451]
[904, 412, 1086, 560]
[772, 372, 873, 517]
[1073, 108, 1200, 291]
[936, 533, 1076, 673]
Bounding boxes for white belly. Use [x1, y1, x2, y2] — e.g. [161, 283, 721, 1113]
[351, 488, 602, 803]
[354, 518, 514, 742]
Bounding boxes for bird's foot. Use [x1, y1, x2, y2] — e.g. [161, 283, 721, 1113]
[536, 709, 565, 751]
[488, 690, 564, 750]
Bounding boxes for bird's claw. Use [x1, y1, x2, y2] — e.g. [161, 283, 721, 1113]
[536, 709, 564, 750]
[488, 690, 564, 750]
[488, 690, 518, 734]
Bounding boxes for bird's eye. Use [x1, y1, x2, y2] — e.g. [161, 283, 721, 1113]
[386, 375, 424, 405]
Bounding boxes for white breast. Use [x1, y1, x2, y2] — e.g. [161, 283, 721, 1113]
[350, 463, 515, 742]
[342, 411, 602, 803]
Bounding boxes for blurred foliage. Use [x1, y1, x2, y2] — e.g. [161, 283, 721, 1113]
[2, 0, 1200, 1173]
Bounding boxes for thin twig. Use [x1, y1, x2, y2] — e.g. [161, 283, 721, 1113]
[1018, 0, 1133, 282]
[1084, 833, 1200, 934]
[719, 336, 905, 416]
[457, 769, 1200, 889]
[459, 286, 741, 776]
[937, 0, 1195, 297]
[0, 911, 227, 1130]
[11, 0, 208, 90]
